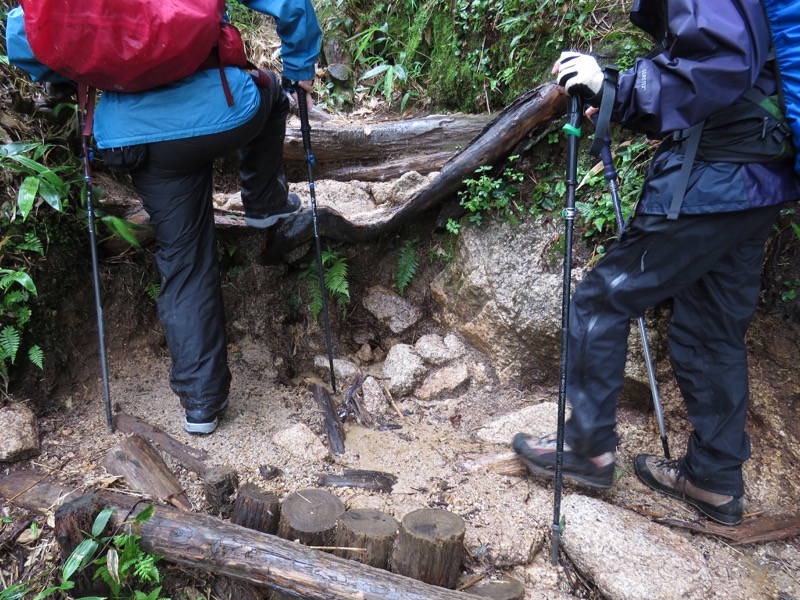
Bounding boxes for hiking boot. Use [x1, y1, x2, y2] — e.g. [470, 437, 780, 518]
[633, 454, 743, 526]
[184, 400, 228, 435]
[512, 432, 615, 490]
[245, 193, 302, 228]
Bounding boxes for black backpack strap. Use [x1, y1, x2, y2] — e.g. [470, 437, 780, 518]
[666, 121, 703, 220]
[589, 65, 619, 157]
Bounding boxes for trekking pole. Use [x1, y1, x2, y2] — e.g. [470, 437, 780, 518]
[595, 131, 670, 459]
[77, 85, 113, 433]
[295, 86, 337, 394]
[551, 94, 582, 565]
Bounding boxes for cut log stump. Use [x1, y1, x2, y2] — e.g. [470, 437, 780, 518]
[277, 488, 345, 547]
[101, 433, 191, 511]
[205, 465, 239, 518]
[334, 508, 398, 570]
[464, 575, 526, 599]
[231, 483, 281, 535]
[391, 508, 466, 589]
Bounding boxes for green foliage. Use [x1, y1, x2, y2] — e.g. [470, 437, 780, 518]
[10, 505, 167, 600]
[299, 249, 351, 320]
[317, 0, 650, 113]
[145, 282, 161, 303]
[0, 265, 42, 391]
[575, 136, 654, 253]
[0, 140, 77, 392]
[447, 157, 524, 234]
[1, 142, 77, 220]
[394, 237, 420, 295]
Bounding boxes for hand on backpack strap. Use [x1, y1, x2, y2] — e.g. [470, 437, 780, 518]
[553, 51, 604, 104]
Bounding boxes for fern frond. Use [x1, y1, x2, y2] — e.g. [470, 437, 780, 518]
[0, 326, 21, 363]
[394, 237, 419, 295]
[19, 232, 44, 255]
[27, 345, 43, 369]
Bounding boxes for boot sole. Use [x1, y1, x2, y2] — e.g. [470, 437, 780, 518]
[633, 457, 742, 526]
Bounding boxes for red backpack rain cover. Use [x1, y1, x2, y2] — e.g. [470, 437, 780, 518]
[20, 0, 248, 92]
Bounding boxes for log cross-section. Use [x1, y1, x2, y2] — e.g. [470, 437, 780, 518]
[391, 508, 466, 589]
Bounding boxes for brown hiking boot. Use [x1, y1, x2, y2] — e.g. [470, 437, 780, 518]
[634, 455, 743, 525]
[512, 432, 615, 490]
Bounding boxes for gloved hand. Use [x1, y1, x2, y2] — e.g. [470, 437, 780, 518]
[552, 51, 604, 104]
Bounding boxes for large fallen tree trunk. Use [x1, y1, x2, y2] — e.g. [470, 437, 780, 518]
[283, 113, 492, 180]
[259, 82, 566, 257]
[1, 471, 472, 600]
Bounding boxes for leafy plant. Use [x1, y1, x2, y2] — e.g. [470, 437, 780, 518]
[299, 249, 351, 320]
[575, 136, 654, 251]
[1, 142, 76, 220]
[10, 504, 168, 600]
[447, 157, 525, 234]
[394, 237, 419, 295]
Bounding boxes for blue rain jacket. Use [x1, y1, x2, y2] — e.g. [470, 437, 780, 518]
[611, 0, 800, 215]
[5, 0, 321, 149]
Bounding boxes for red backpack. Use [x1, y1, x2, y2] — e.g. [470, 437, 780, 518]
[20, 0, 248, 93]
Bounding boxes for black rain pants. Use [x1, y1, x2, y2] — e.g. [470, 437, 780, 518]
[129, 76, 290, 421]
[563, 204, 782, 496]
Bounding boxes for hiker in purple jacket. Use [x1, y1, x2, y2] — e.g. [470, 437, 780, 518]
[6, 0, 322, 435]
[513, 0, 800, 525]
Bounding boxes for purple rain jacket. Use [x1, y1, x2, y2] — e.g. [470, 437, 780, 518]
[610, 0, 800, 215]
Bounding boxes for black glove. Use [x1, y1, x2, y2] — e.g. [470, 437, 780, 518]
[554, 51, 604, 105]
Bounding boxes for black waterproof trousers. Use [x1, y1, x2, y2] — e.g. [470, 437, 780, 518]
[130, 78, 290, 421]
[563, 204, 783, 497]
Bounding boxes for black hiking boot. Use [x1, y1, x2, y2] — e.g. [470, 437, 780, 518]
[245, 193, 302, 228]
[512, 432, 615, 490]
[184, 400, 228, 435]
[633, 454, 743, 526]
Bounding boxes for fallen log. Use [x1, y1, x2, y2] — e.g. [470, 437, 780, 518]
[283, 114, 492, 180]
[101, 433, 192, 511]
[113, 412, 209, 475]
[261, 83, 566, 258]
[313, 384, 346, 455]
[1, 471, 474, 599]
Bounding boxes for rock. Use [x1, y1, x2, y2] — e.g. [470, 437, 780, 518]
[314, 356, 360, 384]
[362, 286, 421, 334]
[475, 402, 567, 445]
[0, 403, 40, 462]
[561, 494, 713, 600]
[414, 333, 466, 366]
[355, 343, 373, 364]
[416, 362, 471, 400]
[361, 376, 388, 416]
[430, 218, 661, 398]
[272, 423, 329, 461]
[382, 344, 426, 396]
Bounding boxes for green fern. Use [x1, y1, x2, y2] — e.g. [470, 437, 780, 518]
[394, 237, 419, 295]
[299, 249, 351, 320]
[28, 345, 43, 369]
[0, 326, 21, 364]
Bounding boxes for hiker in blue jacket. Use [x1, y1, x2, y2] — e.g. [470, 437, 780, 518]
[6, 0, 322, 435]
[513, 0, 800, 525]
